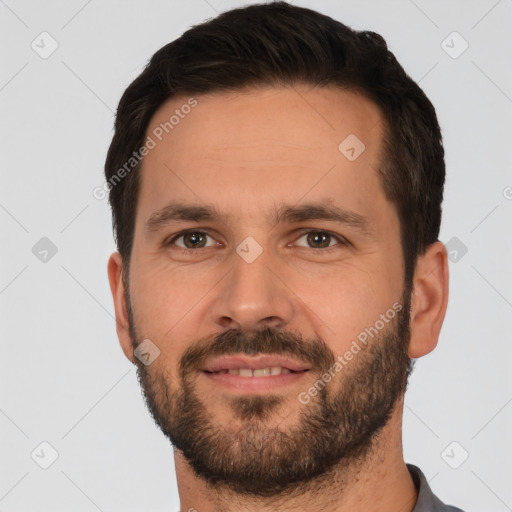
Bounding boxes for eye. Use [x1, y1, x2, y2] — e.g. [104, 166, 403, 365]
[294, 230, 346, 250]
[167, 230, 218, 250]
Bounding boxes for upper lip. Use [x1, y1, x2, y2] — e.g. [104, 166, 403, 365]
[202, 355, 310, 372]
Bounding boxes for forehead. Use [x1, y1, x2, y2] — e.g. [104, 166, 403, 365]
[137, 86, 388, 227]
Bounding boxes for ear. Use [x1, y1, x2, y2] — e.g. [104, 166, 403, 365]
[107, 252, 135, 363]
[408, 241, 449, 359]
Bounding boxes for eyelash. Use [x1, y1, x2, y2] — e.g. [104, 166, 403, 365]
[164, 229, 349, 254]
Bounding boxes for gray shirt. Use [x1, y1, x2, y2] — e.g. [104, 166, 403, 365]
[408, 464, 465, 512]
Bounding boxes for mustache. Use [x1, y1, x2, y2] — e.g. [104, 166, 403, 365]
[178, 327, 336, 379]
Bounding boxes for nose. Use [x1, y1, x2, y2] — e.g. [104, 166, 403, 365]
[208, 245, 295, 332]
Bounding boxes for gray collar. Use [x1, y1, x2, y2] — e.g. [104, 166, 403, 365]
[408, 464, 465, 512]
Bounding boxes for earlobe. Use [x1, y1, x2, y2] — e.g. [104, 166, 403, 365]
[107, 252, 135, 363]
[408, 241, 449, 359]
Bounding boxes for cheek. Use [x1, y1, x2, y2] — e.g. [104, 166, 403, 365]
[287, 261, 399, 350]
[128, 262, 200, 351]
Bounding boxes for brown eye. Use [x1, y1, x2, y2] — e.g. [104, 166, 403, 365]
[170, 231, 215, 249]
[306, 231, 332, 248]
[183, 232, 207, 248]
[293, 230, 348, 252]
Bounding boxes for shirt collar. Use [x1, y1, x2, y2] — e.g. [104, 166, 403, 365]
[408, 464, 463, 512]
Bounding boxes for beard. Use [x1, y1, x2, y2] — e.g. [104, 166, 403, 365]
[126, 288, 414, 499]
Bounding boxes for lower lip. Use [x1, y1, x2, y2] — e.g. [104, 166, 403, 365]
[202, 370, 310, 392]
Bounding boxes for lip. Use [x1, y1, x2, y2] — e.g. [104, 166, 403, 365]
[202, 369, 309, 393]
[201, 354, 310, 373]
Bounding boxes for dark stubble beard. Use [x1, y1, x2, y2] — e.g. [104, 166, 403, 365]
[127, 288, 414, 499]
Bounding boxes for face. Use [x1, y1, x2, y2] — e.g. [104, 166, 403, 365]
[120, 86, 413, 496]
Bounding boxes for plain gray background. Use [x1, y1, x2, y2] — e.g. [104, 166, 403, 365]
[1, 0, 511, 510]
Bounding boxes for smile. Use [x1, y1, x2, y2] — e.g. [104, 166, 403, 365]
[205, 367, 305, 377]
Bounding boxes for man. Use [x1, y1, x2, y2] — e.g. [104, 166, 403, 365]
[105, 2, 463, 510]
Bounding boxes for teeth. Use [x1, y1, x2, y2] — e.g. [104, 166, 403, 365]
[217, 366, 296, 377]
[253, 368, 270, 377]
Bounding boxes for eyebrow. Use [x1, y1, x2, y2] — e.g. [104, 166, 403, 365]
[145, 201, 373, 235]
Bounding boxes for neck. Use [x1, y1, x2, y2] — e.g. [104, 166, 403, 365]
[174, 398, 417, 512]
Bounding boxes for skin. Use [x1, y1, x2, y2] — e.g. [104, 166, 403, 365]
[108, 85, 449, 511]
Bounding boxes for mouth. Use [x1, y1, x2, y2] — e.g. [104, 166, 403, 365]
[204, 367, 307, 377]
[202, 354, 310, 373]
[201, 354, 310, 392]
